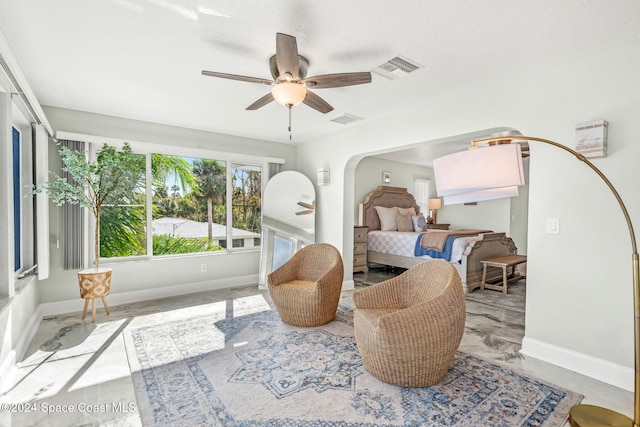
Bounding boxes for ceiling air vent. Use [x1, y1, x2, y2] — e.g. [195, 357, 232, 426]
[372, 55, 422, 80]
[331, 113, 364, 125]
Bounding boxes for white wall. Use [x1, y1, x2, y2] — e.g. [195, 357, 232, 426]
[37, 107, 298, 304]
[297, 39, 640, 389]
[441, 198, 512, 232]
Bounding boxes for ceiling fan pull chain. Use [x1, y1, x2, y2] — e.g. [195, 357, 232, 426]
[288, 104, 293, 140]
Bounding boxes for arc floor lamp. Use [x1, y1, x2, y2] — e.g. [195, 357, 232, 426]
[433, 135, 638, 427]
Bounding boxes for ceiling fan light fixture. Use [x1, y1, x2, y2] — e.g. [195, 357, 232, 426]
[272, 82, 307, 107]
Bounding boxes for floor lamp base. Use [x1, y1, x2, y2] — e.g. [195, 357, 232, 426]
[569, 404, 633, 427]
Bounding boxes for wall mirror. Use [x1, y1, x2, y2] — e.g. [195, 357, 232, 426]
[258, 171, 315, 289]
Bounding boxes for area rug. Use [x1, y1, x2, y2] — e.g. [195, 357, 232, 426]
[124, 303, 580, 426]
[466, 281, 526, 313]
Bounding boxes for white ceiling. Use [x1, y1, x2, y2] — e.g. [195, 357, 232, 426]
[1, 0, 639, 149]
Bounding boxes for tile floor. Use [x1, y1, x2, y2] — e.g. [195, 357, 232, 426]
[0, 269, 634, 426]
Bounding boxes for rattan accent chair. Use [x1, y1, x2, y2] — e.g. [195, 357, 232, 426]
[268, 243, 344, 327]
[353, 260, 466, 387]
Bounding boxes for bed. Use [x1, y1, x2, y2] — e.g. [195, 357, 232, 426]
[361, 186, 518, 294]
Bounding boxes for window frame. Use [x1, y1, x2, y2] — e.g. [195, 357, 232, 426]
[12, 126, 21, 272]
[414, 178, 432, 217]
[64, 134, 275, 265]
[11, 110, 36, 280]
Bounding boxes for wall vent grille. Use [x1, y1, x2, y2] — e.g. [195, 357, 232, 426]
[331, 113, 364, 125]
[372, 55, 422, 79]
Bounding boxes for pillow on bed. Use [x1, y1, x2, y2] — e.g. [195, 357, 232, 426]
[396, 211, 414, 232]
[396, 206, 417, 217]
[411, 213, 428, 232]
[374, 206, 398, 231]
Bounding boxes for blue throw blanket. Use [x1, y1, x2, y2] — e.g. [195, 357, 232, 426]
[414, 234, 459, 261]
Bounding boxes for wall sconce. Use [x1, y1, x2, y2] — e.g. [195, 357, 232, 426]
[427, 198, 442, 224]
[317, 168, 330, 186]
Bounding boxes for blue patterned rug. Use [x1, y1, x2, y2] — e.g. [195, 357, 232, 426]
[124, 301, 581, 426]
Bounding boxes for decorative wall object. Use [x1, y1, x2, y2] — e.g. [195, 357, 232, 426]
[382, 171, 391, 183]
[575, 119, 608, 158]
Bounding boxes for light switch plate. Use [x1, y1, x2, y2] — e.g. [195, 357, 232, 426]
[547, 218, 560, 234]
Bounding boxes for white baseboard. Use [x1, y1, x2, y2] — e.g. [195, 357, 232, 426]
[520, 336, 633, 391]
[39, 274, 259, 317]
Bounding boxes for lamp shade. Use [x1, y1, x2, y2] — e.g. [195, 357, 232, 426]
[428, 198, 442, 210]
[442, 186, 520, 205]
[433, 143, 525, 205]
[271, 82, 307, 106]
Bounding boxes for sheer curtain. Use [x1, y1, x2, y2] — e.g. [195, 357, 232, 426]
[61, 139, 86, 270]
[414, 178, 431, 216]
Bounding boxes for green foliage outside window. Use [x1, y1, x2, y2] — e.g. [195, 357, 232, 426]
[101, 153, 261, 259]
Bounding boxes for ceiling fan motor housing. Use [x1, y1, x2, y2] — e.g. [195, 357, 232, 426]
[269, 55, 309, 81]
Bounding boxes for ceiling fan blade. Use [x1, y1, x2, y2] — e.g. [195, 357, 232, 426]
[295, 210, 314, 216]
[276, 33, 300, 80]
[304, 72, 372, 89]
[297, 201, 314, 210]
[302, 91, 333, 114]
[246, 93, 274, 110]
[202, 70, 273, 86]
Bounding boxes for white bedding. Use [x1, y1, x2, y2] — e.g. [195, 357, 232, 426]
[367, 230, 481, 263]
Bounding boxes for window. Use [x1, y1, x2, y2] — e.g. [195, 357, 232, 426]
[97, 149, 262, 260]
[12, 127, 20, 271]
[10, 121, 36, 277]
[231, 163, 262, 249]
[150, 155, 227, 255]
[414, 178, 431, 217]
[98, 150, 147, 259]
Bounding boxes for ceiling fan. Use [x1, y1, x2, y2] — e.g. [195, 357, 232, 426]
[202, 32, 372, 138]
[295, 201, 315, 216]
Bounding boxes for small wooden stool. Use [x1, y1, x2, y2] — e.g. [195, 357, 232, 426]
[82, 297, 110, 323]
[78, 269, 112, 322]
[480, 254, 527, 294]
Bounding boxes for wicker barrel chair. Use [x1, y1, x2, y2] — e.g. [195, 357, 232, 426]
[353, 260, 466, 387]
[268, 243, 344, 327]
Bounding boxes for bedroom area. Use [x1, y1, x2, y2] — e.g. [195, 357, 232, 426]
[355, 142, 527, 263]
[351, 143, 530, 340]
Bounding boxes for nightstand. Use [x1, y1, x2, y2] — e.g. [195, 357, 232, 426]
[429, 223, 450, 230]
[353, 226, 369, 273]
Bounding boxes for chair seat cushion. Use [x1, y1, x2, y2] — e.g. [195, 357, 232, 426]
[280, 279, 316, 292]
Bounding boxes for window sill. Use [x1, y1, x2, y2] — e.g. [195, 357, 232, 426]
[97, 248, 261, 266]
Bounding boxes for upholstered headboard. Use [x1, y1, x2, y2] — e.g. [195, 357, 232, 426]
[361, 186, 421, 231]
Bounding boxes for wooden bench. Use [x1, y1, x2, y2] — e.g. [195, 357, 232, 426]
[480, 254, 527, 294]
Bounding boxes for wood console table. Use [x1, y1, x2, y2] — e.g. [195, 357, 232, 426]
[480, 254, 527, 294]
